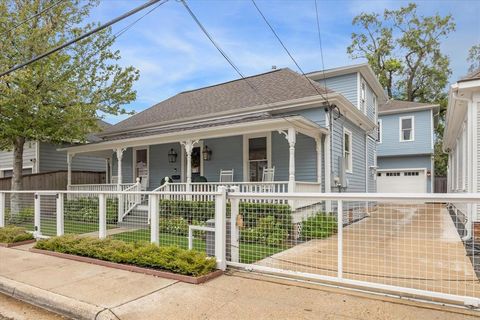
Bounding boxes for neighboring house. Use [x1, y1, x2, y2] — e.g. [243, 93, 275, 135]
[0, 120, 111, 178]
[63, 64, 384, 221]
[443, 69, 480, 238]
[376, 100, 438, 193]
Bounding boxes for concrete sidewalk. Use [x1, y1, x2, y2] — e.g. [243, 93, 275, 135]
[0, 246, 478, 320]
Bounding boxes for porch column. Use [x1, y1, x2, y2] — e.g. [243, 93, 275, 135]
[324, 132, 332, 212]
[287, 128, 296, 193]
[116, 148, 125, 222]
[116, 148, 126, 185]
[181, 140, 198, 193]
[315, 137, 322, 192]
[67, 153, 74, 186]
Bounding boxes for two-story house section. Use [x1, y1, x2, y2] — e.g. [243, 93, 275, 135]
[307, 63, 387, 193]
[377, 100, 438, 193]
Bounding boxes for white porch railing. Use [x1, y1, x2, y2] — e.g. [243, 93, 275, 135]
[67, 183, 137, 199]
[121, 180, 142, 220]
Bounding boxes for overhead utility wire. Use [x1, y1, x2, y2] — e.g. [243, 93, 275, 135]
[314, 0, 330, 107]
[0, 0, 168, 78]
[250, 0, 330, 104]
[0, 0, 66, 38]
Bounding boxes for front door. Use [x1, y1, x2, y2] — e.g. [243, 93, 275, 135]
[134, 148, 148, 189]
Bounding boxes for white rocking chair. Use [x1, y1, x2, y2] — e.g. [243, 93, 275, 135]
[219, 169, 234, 183]
[261, 167, 275, 192]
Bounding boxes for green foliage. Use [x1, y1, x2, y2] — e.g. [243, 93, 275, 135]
[5, 207, 34, 224]
[0, 226, 34, 243]
[0, 0, 139, 192]
[468, 44, 480, 73]
[64, 198, 118, 224]
[240, 216, 288, 246]
[301, 213, 337, 241]
[348, 3, 455, 102]
[34, 235, 217, 276]
[159, 200, 215, 223]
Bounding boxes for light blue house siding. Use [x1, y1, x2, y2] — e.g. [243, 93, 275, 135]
[377, 155, 433, 192]
[377, 110, 433, 156]
[149, 143, 182, 188]
[321, 74, 358, 107]
[203, 136, 243, 182]
[39, 143, 106, 172]
[367, 137, 377, 193]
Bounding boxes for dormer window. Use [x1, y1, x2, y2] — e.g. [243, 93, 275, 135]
[360, 82, 366, 112]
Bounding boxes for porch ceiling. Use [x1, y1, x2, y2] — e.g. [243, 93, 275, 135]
[59, 114, 327, 155]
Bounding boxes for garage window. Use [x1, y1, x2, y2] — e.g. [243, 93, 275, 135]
[404, 171, 420, 176]
[343, 129, 353, 173]
[399, 116, 414, 142]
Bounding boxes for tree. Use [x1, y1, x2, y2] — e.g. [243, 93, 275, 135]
[347, 3, 455, 102]
[0, 0, 139, 213]
[467, 44, 480, 72]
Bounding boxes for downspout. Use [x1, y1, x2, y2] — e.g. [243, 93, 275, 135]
[451, 91, 473, 241]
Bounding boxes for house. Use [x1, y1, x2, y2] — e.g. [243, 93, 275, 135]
[376, 100, 438, 193]
[0, 120, 111, 178]
[443, 69, 480, 239]
[62, 65, 382, 221]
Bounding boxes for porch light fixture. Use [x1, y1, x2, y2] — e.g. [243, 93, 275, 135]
[168, 148, 177, 163]
[202, 145, 212, 161]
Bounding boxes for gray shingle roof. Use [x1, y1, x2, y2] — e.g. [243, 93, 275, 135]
[459, 68, 480, 82]
[378, 99, 438, 115]
[102, 68, 331, 136]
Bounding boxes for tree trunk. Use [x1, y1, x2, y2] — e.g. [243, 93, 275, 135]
[10, 137, 25, 215]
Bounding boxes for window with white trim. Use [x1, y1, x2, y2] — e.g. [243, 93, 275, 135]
[360, 81, 366, 111]
[399, 116, 414, 142]
[343, 129, 353, 173]
[377, 119, 382, 143]
[373, 95, 377, 118]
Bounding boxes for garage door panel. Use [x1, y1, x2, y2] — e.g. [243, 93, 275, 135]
[377, 170, 426, 193]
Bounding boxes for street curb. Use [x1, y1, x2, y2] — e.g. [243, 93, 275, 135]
[0, 276, 117, 320]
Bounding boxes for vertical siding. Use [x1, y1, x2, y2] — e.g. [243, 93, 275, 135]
[319, 73, 358, 107]
[203, 136, 243, 182]
[331, 117, 366, 192]
[39, 143, 106, 173]
[377, 110, 433, 156]
[0, 141, 37, 170]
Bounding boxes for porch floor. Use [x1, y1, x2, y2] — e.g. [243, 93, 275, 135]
[256, 203, 480, 299]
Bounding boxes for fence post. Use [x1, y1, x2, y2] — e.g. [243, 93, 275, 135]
[0, 192, 4, 228]
[215, 186, 227, 271]
[230, 186, 240, 263]
[337, 200, 343, 280]
[34, 193, 41, 238]
[56, 193, 64, 236]
[99, 193, 107, 239]
[150, 194, 159, 244]
[118, 185, 124, 223]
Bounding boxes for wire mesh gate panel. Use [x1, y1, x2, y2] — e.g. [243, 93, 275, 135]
[226, 193, 480, 307]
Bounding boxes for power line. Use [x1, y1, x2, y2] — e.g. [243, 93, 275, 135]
[250, 0, 330, 104]
[314, 0, 330, 106]
[0, 0, 169, 78]
[0, 0, 66, 38]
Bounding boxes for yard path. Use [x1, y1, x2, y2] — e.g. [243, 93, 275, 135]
[257, 203, 480, 299]
[79, 227, 139, 238]
[0, 246, 477, 319]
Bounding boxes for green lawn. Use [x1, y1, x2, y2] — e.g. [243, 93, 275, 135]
[111, 229, 285, 264]
[7, 218, 116, 236]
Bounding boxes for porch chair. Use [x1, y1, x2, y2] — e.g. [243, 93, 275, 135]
[261, 166, 275, 192]
[219, 169, 234, 184]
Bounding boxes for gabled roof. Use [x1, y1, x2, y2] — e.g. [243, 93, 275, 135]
[458, 68, 480, 82]
[86, 120, 112, 142]
[378, 99, 439, 115]
[101, 68, 331, 137]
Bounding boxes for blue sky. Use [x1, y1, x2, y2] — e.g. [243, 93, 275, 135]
[90, 0, 480, 124]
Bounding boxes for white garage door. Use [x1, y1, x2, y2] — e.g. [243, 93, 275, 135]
[377, 170, 427, 193]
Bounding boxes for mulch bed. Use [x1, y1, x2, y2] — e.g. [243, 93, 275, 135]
[29, 248, 223, 284]
[0, 239, 36, 248]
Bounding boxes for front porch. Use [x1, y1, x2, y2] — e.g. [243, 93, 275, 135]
[63, 115, 332, 219]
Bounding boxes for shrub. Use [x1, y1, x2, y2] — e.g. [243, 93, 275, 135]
[0, 226, 34, 243]
[34, 235, 216, 276]
[240, 216, 288, 246]
[64, 198, 118, 224]
[5, 207, 34, 224]
[301, 213, 337, 240]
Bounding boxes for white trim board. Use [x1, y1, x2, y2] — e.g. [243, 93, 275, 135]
[242, 132, 272, 182]
[399, 116, 415, 142]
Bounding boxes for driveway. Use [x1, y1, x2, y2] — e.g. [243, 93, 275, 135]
[257, 203, 480, 300]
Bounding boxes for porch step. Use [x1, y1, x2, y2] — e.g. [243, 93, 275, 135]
[136, 205, 149, 211]
[119, 207, 149, 228]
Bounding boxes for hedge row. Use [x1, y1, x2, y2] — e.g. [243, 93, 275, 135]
[0, 226, 34, 243]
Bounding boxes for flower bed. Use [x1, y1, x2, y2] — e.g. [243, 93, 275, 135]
[0, 226, 35, 247]
[33, 235, 220, 283]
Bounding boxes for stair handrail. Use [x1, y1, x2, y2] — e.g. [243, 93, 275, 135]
[148, 177, 171, 224]
[121, 178, 142, 220]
